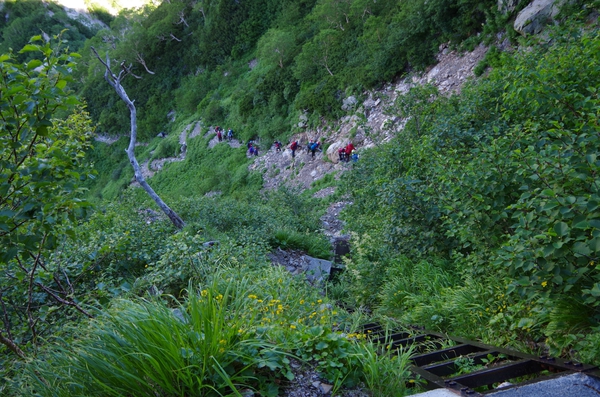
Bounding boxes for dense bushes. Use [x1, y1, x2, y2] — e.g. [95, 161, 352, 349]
[340, 24, 600, 360]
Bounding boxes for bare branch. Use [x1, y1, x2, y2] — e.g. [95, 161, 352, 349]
[136, 53, 155, 75]
[35, 282, 93, 318]
[0, 331, 25, 358]
[170, 33, 182, 42]
[176, 11, 189, 27]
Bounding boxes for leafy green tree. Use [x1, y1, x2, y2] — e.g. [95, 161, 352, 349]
[294, 29, 342, 79]
[311, 0, 353, 31]
[0, 37, 94, 357]
[257, 29, 296, 69]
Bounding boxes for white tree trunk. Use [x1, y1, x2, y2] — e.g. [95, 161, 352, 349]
[91, 48, 185, 229]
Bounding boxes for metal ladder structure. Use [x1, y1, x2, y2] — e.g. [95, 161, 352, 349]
[361, 323, 599, 396]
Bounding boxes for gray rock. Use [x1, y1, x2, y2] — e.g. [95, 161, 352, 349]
[298, 113, 309, 128]
[319, 383, 333, 394]
[363, 97, 381, 109]
[305, 257, 332, 284]
[167, 110, 176, 123]
[514, 0, 566, 35]
[326, 141, 346, 163]
[498, 0, 521, 13]
[341, 95, 357, 111]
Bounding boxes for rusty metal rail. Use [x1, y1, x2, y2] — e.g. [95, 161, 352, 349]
[361, 323, 599, 396]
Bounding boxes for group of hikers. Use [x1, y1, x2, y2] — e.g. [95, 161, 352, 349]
[338, 142, 358, 162]
[212, 126, 357, 163]
[247, 140, 259, 156]
[288, 139, 322, 159]
[215, 126, 234, 142]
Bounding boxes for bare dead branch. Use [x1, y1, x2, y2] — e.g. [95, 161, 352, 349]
[35, 282, 93, 318]
[170, 33, 182, 42]
[177, 11, 189, 27]
[136, 53, 155, 75]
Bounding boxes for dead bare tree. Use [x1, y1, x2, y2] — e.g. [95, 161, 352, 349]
[91, 47, 185, 229]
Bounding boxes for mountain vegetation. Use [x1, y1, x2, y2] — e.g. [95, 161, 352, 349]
[0, 0, 599, 395]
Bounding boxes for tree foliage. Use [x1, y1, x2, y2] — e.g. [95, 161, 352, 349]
[72, 0, 493, 139]
[0, 36, 94, 356]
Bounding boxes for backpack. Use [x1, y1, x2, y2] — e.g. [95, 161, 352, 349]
[291, 141, 298, 150]
[310, 142, 318, 150]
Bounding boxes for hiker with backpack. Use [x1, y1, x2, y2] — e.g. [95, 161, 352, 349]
[309, 140, 319, 159]
[338, 147, 346, 162]
[345, 142, 355, 162]
[216, 127, 222, 142]
[290, 140, 298, 158]
[227, 128, 234, 141]
[274, 141, 282, 152]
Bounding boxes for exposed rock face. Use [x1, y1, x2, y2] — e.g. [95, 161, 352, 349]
[514, 0, 566, 35]
[298, 113, 308, 128]
[498, 0, 522, 13]
[246, 42, 488, 191]
[341, 95, 357, 111]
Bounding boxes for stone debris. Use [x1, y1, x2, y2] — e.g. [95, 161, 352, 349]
[281, 359, 369, 397]
[268, 249, 332, 285]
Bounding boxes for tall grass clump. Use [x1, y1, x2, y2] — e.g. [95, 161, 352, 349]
[359, 344, 417, 397]
[22, 283, 285, 396]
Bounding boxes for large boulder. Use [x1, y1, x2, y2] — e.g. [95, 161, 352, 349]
[298, 113, 308, 128]
[341, 95, 357, 111]
[514, 0, 566, 35]
[326, 141, 346, 163]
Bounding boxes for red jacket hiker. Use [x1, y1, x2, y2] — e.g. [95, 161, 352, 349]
[345, 143, 355, 154]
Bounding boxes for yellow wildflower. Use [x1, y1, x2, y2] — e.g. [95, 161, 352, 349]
[541, 281, 548, 288]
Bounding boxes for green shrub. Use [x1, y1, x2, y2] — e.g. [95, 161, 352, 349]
[151, 136, 180, 160]
[203, 100, 225, 124]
